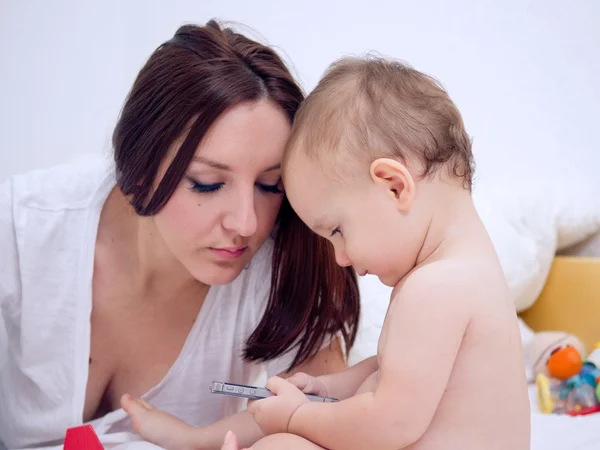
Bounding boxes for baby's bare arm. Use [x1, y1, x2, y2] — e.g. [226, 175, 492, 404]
[373, 264, 472, 444]
[288, 355, 377, 400]
[289, 263, 473, 450]
[318, 355, 378, 400]
[123, 341, 346, 450]
[196, 341, 348, 448]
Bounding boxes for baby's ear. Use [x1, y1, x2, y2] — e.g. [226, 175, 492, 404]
[369, 158, 415, 212]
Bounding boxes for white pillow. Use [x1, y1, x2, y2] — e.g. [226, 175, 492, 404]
[473, 175, 600, 312]
[560, 231, 600, 257]
[472, 183, 557, 312]
[350, 176, 600, 365]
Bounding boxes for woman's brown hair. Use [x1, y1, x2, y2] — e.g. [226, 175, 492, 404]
[112, 20, 359, 369]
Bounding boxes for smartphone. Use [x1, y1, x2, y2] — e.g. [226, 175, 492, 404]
[209, 381, 338, 403]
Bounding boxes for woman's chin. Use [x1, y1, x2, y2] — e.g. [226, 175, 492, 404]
[188, 261, 247, 286]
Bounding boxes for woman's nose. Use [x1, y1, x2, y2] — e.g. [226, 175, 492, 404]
[223, 190, 258, 237]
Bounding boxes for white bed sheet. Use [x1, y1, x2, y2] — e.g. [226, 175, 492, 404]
[529, 384, 600, 450]
[3, 388, 598, 450]
[104, 390, 600, 450]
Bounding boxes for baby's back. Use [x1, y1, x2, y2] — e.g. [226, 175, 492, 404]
[409, 246, 530, 449]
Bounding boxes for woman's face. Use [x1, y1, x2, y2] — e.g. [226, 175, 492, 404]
[154, 100, 291, 285]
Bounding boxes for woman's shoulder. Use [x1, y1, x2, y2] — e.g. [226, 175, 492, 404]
[8, 154, 114, 212]
[1, 155, 114, 307]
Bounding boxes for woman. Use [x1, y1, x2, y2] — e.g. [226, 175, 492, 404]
[0, 21, 359, 449]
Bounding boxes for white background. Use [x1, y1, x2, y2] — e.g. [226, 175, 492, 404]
[1, 0, 599, 185]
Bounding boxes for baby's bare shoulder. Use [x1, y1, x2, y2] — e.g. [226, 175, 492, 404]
[404, 258, 487, 289]
[396, 257, 501, 308]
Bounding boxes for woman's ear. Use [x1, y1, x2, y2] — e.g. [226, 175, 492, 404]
[369, 158, 415, 211]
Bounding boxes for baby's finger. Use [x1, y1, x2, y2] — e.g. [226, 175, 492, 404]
[265, 376, 290, 395]
[266, 376, 306, 400]
[137, 398, 154, 410]
[287, 372, 310, 390]
[247, 398, 263, 414]
[221, 430, 238, 450]
[121, 394, 152, 414]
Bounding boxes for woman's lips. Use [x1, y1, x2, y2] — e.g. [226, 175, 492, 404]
[210, 247, 248, 260]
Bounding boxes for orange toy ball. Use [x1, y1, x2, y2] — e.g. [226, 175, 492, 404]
[547, 346, 583, 380]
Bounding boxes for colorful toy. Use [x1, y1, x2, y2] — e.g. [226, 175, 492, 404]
[587, 342, 600, 378]
[63, 424, 104, 450]
[592, 342, 600, 403]
[580, 360, 600, 388]
[536, 372, 563, 414]
[533, 334, 600, 416]
[563, 376, 599, 416]
[529, 331, 586, 378]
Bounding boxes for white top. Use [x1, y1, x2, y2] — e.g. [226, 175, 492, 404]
[0, 157, 296, 450]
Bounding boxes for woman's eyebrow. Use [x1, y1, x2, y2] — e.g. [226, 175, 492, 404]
[192, 156, 231, 171]
[312, 215, 330, 231]
[263, 163, 281, 173]
[192, 157, 280, 174]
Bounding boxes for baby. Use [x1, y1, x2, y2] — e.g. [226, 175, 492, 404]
[123, 56, 531, 450]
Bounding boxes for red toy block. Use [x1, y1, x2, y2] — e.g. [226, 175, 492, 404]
[63, 424, 104, 450]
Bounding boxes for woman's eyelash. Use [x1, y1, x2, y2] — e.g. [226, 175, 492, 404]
[258, 183, 284, 194]
[187, 178, 283, 195]
[189, 180, 223, 193]
[330, 226, 342, 237]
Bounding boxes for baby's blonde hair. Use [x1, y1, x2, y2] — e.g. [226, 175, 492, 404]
[285, 56, 475, 190]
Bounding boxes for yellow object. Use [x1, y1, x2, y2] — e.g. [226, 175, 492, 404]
[536, 373, 554, 414]
[520, 256, 600, 353]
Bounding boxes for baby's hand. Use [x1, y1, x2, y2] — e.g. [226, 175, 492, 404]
[248, 376, 309, 436]
[286, 372, 329, 397]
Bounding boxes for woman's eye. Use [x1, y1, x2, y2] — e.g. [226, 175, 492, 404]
[187, 177, 283, 195]
[188, 178, 223, 193]
[331, 226, 342, 237]
[257, 182, 284, 194]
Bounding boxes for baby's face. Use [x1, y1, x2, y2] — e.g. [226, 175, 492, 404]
[284, 155, 418, 287]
